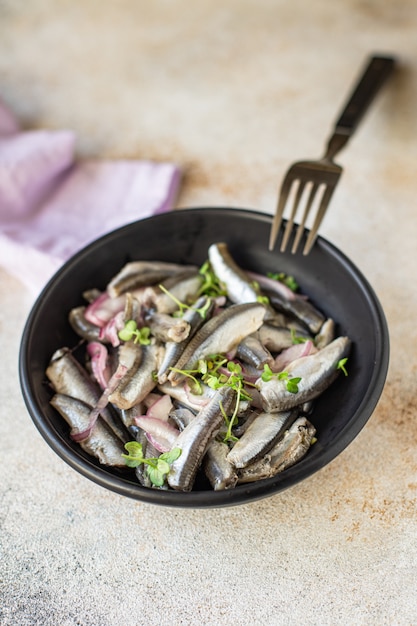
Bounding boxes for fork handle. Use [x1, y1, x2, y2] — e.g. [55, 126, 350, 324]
[325, 55, 395, 158]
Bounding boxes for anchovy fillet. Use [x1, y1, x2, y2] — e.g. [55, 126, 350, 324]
[227, 409, 298, 469]
[168, 387, 235, 491]
[204, 440, 238, 491]
[208, 242, 259, 304]
[50, 394, 126, 466]
[257, 336, 351, 412]
[238, 417, 316, 483]
[168, 302, 266, 385]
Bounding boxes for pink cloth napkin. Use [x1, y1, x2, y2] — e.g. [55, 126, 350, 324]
[0, 98, 181, 295]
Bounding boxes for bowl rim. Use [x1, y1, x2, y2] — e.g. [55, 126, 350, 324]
[19, 207, 390, 508]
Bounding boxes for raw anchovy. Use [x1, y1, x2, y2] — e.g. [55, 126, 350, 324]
[204, 440, 238, 491]
[169, 406, 196, 430]
[109, 343, 164, 410]
[227, 409, 298, 469]
[50, 394, 126, 466]
[149, 269, 204, 314]
[107, 260, 196, 297]
[46, 348, 128, 443]
[257, 336, 351, 412]
[69, 306, 101, 341]
[247, 271, 325, 334]
[235, 333, 273, 369]
[145, 311, 191, 343]
[315, 318, 336, 349]
[258, 323, 311, 353]
[156, 296, 214, 384]
[238, 417, 316, 483]
[168, 386, 235, 491]
[168, 302, 266, 385]
[208, 242, 260, 304]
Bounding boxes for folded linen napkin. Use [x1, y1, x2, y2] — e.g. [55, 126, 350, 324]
[0, 98, 181, 295]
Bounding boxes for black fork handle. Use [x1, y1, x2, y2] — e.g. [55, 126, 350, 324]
[335, 55, 395, 134]
[325, 55, 395, 159]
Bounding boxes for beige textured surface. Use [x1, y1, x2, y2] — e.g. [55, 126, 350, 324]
[1, 2, 417, 624]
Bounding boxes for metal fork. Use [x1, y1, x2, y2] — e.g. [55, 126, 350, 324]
[269, 55, 395, 255]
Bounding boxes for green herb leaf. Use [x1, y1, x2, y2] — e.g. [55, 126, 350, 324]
[286, 376, 301, 393]
[337, 357, 349, 376]
[267, 271, 299, 292]
[198, 260, 227, 297]
[290, 328, 309, 345]
[121, 441, 145, 467]
[118, 320, 152, 345]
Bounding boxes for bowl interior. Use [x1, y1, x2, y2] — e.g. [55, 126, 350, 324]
[19, 207, 389, 507]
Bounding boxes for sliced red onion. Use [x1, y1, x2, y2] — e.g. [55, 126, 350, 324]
[272, 340, 316, 372]
[84, 292, 126, 327]
[146, 394, 173, 422]
[71, 362, 128, 442]
[134, 415, 179, 452]
[98, 310, 125, 347]
[87, 342, 111, 390]
[247, 271, 307, 302]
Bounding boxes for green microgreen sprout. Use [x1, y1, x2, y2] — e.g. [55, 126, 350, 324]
[256, 295, 270, 305]
[198, 260, 227, 297]
[170, 354, 253, 443]
[122, 442, 181, 487]
[337, 357, 349, 376]
[261, 364, 302, 394]
[290, 328, 309, 345]
[158, 284, 212, 319]
[267, 271, 299, 292]
[118, 320, 151, 345]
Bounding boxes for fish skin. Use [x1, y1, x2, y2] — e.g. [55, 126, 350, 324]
[258, 323, 311, 353]
[235, 333, 273, 369]
[168, 386, 235, 491]
[226, 409, 298, 469]
[257, 336, 351, 412]
[150, 270, 204, 314]
[108, 343, 164, 410]
[208, 242, 259, 304]
[46, 347, 128, 443]
[168, 302, 266, 385]
[50, 394, 126, 466]
[204, 439, 238, 491]
[107, 261, 197, 297]
[69, 306, 101, 341]
[156, 296, 214, 384]
[237, 417, 316, 483]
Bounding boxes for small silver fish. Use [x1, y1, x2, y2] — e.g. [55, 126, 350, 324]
[226, 409, 297, 469]
[108, 343, 164, 409]
[258, 323, 311, 353]
[156, 296, 214, 384]
[69, 306, 102, 341]
[257, 336, 351, 412]
[168, 386, 235, 491]
[204, 439, 238, 491]
[208, 242, 260, 304]
[46, 347, 128, 443]
[314, 318, 336, 349]
[107, 261, 196, 297]
[149, 270, 204, 314]
[236, 333, 273, 369]
[237, 417, 316, 483]
[146, 311, 191, 343]
[168, 302, 266, 385]
[50, 394, 126, 466]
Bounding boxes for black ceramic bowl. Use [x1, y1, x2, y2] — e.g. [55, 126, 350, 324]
[19, 208, 389, 508]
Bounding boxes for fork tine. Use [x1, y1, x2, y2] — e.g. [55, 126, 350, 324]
[268, 176, 293, 251]
[280, 180, 306, 252]
[291, 182, 319, 253]
[303, 185, 335, 255]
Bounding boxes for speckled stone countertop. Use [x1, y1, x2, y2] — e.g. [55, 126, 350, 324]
[1, 2, 417, 625]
